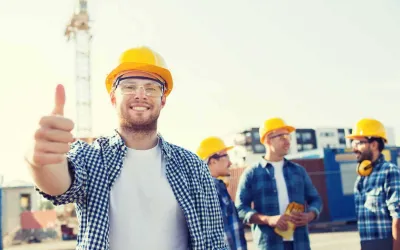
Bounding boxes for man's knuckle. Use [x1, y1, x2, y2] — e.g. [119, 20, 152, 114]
[38, 116, 47, 126]
[33, 154, 43, 165]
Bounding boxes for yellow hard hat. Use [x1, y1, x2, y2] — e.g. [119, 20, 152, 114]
[196, 136, 234, 161]
[105, 46, 173, 96]
[346, 118, 387, 143]
[259, 117, 295, 144]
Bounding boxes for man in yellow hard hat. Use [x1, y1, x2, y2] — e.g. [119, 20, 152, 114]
[197, 136, 248, 250]
[235, 117, 322, 250]
[25, 46, 228, 250]
[347, 118, 400, 250]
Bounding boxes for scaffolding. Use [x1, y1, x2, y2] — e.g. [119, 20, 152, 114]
[64, 0, 92, 140]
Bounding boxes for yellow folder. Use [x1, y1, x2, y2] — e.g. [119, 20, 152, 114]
[274, 202, 304, 239]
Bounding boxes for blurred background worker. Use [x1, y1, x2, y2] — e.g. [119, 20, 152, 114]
[197, 136, 248, 250]
[347, 118, 400, 250]
[235, 118, 322, 250]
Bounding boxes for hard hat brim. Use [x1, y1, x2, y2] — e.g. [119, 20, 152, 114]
[260, 125, 295, 144]
[345, 134, 388, 143]
[204, 145, 234, 161]
[224, 146, 234, 152]
[105, 62, 173, 96]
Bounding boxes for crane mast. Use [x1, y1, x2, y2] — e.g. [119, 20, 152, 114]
[64, 0, 92, 141]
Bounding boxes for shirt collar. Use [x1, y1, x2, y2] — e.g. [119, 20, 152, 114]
[376, 153, 385, 164]
[109, 129, 173, 158]
[260, 156, 287, 168]
[372, 153, 386, 169]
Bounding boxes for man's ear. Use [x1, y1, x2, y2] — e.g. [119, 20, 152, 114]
[370, 140, 379, 151]
[110, 91, 116, 107]
[263, 136, 270, 146]
[161, 95, 167, 108]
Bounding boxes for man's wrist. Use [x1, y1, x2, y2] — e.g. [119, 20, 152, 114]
[262, 215, 270, 225]
[307, 211, 316, 222]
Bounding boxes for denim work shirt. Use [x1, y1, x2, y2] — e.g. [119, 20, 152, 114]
[214, 178, 248, 250]
[354, 154, 400, 242]
[36, 130, 228, 250]
[235, 158, 322, 250]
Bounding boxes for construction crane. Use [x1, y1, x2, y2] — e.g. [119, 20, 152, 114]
[64, 0, 93, 142]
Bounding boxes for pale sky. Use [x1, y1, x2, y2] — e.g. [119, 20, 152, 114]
[0, 0, 399, 184]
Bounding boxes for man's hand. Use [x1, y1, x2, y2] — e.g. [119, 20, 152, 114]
[290, 212, 315, 227]
[26, 84, 75, 168]
[266, 214, 291, 231]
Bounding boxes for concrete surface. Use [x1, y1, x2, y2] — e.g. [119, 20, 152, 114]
[246, 231, 360, 250]
[4, 240, 76, 250]
[4, 228, 360, 250]
[245, 224, 361, 250]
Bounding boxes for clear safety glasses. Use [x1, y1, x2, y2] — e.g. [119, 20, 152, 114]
[268, 133, 291, 141]
[351, 140, 369, 148]
[117, 81, 164, 97]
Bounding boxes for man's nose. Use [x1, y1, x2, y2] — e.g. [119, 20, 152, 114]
[134, 87, 148, 99]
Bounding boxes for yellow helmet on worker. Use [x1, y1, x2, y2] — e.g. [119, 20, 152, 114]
[105, 46, 173, 96]
[346, 118, 388, 143]
[259, 117, 295, 144]
[196, 136, 234, 161]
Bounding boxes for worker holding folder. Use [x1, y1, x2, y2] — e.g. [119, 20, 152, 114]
[235, 117, 323, 250]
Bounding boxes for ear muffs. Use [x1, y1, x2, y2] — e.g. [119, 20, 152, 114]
[357, 160, 374, 176]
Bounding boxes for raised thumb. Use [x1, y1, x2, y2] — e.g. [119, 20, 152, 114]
[52, 84, 65, 116]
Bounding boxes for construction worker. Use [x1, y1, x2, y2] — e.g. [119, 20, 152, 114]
[347, 118, 400, 250]
[25, 46, 228, 250]
[197, 136, 248, 250]
[235, 117, 322, 250]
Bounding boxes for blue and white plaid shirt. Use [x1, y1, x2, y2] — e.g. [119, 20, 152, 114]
[235, 159, 322, 250]
[354, 153, 400, 242]
[213, 178, 247, 250]
[36, 130, 228, 250]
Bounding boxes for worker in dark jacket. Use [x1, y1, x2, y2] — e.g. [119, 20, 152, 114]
[197, 136, 248, 250]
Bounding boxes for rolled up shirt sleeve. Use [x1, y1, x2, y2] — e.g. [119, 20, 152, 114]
[36, 140, 88, 206]
[384, 164, 400, 218]
[301, 167, 323, 219]
[235, 167, 257, 223]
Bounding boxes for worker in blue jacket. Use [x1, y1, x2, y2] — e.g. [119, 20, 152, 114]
[235, 117, 322, 250]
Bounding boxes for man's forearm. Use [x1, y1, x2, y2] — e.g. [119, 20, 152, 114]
[28, 159, 72, 196]
[249, 213, 268, 225]
[393, 219, 400, 250]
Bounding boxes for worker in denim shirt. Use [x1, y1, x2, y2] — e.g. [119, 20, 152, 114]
[347, 118, 400, 250]
[235, 117, 322, 250]
[197, 136, 248, 250]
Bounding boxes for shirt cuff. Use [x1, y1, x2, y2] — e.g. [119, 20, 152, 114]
[244, 210, 257, 224]
[388, 205, 400, 218]
[36, 159, 86, 205]
[308, 206, 320, 221]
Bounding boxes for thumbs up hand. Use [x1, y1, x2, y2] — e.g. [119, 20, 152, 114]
[52, 83, 66, 116]
[29, 84, 75, 168]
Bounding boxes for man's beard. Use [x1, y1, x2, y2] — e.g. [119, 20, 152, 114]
[356, 149, 373, 163]
[119, 109, 160, 135]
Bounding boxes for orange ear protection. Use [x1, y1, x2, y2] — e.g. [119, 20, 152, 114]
[356, 160, 374, 176]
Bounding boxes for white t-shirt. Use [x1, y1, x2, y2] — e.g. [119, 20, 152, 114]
[268, 160, 292, 241]
[109, 143, 189, 250]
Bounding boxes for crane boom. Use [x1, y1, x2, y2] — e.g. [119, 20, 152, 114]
[65, 0, 92, 140]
